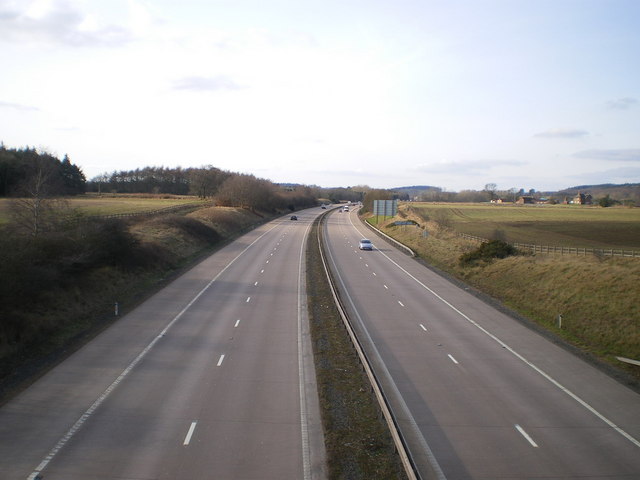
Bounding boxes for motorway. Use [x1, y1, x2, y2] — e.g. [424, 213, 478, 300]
[0, 208, 326, 480]
[323, 207, 640, 479]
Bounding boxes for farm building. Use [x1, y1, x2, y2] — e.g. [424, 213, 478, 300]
[562, 192, 593, 205]
[572, 192, 593, 205]
[516, 196, 535, 204]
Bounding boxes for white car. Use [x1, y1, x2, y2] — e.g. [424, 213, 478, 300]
[359, 239, 373, 250]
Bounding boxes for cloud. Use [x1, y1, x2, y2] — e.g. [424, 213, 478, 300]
[172, 76, 246, 92]
[0, 100, 40, 112]
[412, 159, 526, 175]
[572, 149, 640, 162]
[606, 97, 638, 110]
[533, 128, 590, 139]
[0, 0, 135, 47]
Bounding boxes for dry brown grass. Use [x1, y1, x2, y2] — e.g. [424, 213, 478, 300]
[189, 206, 261, 236]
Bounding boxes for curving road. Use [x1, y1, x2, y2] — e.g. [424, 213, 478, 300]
[323, 207, 640, 479]
[0, 208, 326, 480]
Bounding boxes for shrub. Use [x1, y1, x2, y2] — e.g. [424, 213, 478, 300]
[432, 209, 452, 230]
[459, 239, 517, 265]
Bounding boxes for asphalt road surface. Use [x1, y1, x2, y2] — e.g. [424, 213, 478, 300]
[0, 208, 326, 480]
[323, 208, 640, 479]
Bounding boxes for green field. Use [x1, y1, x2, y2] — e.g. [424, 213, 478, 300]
[408, 203, 640, 249]
[0, 195, 206, 224]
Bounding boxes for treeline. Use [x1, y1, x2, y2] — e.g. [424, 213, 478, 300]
[88, 167, 376, 208]
[0, 145, 86, 197]
[0, 144, 319, 212]
[88, 167, 319, 212]
[87, 166, 229, 197]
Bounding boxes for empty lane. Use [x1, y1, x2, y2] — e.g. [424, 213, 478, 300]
[0, 209, 325, 480]
[323, 208, 640, 479]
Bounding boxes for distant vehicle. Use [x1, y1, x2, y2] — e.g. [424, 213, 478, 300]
[321, 205, 327, 209]
[359, 239, 373, 250]
[290, 215, 298, 220]
[343, 206, 349, 212]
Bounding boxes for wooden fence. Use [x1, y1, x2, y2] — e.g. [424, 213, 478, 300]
[457, 233, 640, 258]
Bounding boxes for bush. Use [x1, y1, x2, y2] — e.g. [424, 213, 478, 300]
[459, 239, 517, 265]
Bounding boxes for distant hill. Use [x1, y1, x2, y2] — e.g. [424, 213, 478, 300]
[555, 183, 640, 202]
[390, 185, 442, 198]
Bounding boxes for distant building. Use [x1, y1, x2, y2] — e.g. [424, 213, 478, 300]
[516, 196, 535, 204]
[572, 192, 593, 205]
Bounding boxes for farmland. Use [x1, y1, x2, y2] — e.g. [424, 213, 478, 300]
[406, 203, 640, 250]
[0, 194, 206, 224]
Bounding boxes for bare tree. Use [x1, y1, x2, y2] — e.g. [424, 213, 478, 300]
[215, 174, 275, 211]
[10, 157, 63, 236]
[483, 183, 498, 201]
[189, 166, 228, 199]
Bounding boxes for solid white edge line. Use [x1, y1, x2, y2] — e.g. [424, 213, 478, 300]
[515, 424, 539, 448]
[359, 221, 640, 450]
[183, 421, 198, 445]
[26, 222, 280, 480]
[297, 218, 313, 479]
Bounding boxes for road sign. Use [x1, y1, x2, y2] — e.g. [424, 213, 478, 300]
[373, 199, 398, 217]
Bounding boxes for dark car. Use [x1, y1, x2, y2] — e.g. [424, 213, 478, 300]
[290, 215, 298, 220]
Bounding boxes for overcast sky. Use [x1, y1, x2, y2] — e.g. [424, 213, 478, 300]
[1, 0, 639, 191]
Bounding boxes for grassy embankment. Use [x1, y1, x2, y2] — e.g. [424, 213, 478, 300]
[367, 203, 640, 384]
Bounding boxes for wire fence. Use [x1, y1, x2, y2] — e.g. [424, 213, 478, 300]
[88, 202, 205, 220]
[457, 233, 640, 258]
